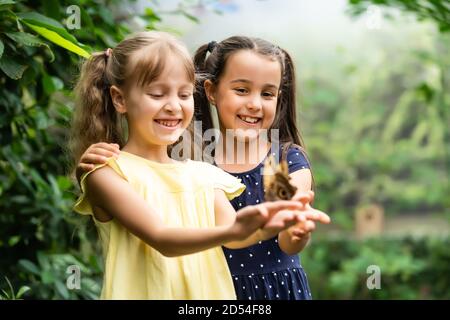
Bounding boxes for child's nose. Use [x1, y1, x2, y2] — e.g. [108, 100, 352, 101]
[163, 97, 182, 112]
[246, 96, 262, 110]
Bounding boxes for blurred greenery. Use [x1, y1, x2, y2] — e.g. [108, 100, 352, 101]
[303, 0, 450, 229]
[0, 0, 448, 299]
[347, 0, 450, 32]
[302, 235, 450, 299]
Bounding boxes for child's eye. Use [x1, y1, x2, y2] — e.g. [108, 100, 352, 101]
[148, 93, 163, 98]
[262, 92, 276, 98]
[179, 92, 193, 99]
[234, 88, 248, 94]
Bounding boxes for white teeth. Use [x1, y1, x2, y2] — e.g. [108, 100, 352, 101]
[156, 120, 180, 127]
[239, 116, 260, 124]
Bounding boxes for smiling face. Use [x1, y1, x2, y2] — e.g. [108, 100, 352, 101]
[115, 53, 194, 147]
[205, 50, 282, 143]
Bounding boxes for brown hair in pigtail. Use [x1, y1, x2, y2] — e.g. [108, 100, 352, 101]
[273, 48, 302, 146]
[70, 50, 124, 167]
[277, 48, 315, 190]
[193, 43, 215, 134]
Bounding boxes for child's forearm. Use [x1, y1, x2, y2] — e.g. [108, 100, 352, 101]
[152, 225, 237, 257]
[278, 230, 311, 255]
[223, 230, 264, 249]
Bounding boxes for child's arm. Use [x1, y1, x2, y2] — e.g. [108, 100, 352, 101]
[214, 189, 301, 249]
[85, 166, 304, 257]
[278, 169, 330, 255]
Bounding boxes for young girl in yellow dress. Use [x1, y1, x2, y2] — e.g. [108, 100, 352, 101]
[70, 31, 309, 299]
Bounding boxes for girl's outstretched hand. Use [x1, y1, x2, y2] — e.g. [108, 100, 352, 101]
[288, 190, 331, 242]
[232, 200, 304, 241]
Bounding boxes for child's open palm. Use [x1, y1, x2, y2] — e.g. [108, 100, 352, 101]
[232, 201, 304, 241]
[288, 191, 331, 242]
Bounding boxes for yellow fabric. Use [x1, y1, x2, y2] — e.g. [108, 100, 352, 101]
[74, 151, 246, 300]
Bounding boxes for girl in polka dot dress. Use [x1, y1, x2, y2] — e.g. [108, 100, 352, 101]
[193, 36, 330, 300]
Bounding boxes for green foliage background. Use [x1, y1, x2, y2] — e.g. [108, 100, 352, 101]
[0, 0, 448, 299]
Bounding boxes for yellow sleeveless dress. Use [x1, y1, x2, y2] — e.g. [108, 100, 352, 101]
[74, 151, 245, 299]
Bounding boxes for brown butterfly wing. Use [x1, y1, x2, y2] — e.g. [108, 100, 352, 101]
[263, 156, 297, 201]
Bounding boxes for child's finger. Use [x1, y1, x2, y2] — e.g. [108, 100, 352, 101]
[263, 210, 294, 230]
[293, 212, 306, 223]
[89, 143, 120, 155]
[240, 204, 268, 221]
[302, 209, 331, 224]
[291, 227, 306, 237]
[83, 154, 109, 165]
[264, 200, 304, 214]
[304, 220, 316, 232]
[92, 148, 120, 158]
[93, 144, 120, 155]
[257, 205, 269, 219]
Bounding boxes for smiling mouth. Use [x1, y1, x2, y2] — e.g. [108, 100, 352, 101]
[237, 115, 262, 124]
[154, 119, 182, 127]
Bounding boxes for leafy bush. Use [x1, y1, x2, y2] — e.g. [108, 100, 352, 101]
[302, 235, 450, 299]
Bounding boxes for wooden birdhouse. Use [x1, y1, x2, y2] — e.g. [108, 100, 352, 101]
[355, 204, 384, 239]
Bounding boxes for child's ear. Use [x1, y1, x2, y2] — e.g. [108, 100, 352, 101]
[204, 79, 216, 106]
[110, 85, 127, 114]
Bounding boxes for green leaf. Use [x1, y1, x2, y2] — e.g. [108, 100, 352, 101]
[41, 270, 54, 284]
[0, 55, 28, 79]
[57, 176, 72, 191]
[0, 39, 4, 59]
[18, 259, 40, 276]
[5, 32, 55, 61]
[8, 235, 20, 246]
[0, 0, 16, 5]
[1, 289, 10, 299]
[16, 286, 31, 299]
[55, 280, 69, 299]
[18, 12, 65, 32]
[42, 74, 63, 95]
[144, 8, 162, 22]
[6, 32, 45, 47]
[18, 12, 91, 52]
[23, 22, 90, 58]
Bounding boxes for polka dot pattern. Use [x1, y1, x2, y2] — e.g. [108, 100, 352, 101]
[221, 145, 312, 300]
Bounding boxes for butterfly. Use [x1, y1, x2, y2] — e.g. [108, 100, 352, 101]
[263, 155, 297, 201]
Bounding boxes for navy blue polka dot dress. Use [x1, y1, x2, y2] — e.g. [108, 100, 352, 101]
[221, 145, 313, 300]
